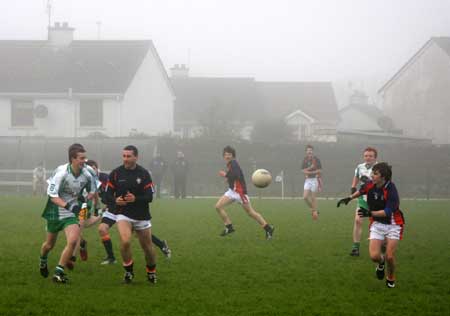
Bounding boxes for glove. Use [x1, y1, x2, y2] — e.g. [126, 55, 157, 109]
[351, 187, 357, 194]
[64, 202, 81, 215]
[357, 207, 371, 217]
[337, 197, 352, 207]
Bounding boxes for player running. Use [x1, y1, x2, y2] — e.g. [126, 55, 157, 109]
[215, 145, 274, 240]
[105, 145, 158, 283]
[39, 143, 96, 283]
[301, 145, 322, 220]
[349, 147, 378, 256]
[337, 162, 405, 288]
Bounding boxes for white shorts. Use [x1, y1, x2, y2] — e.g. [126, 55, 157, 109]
[116, 214, 152, 231]
[224, 188, 250, 204]
[102, 210, 117, 222]
[369, 222, 403, 240]
[304, 178, 319, 193]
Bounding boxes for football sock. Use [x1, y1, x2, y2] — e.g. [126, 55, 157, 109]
[40, 255, 48, 265]
[80, 239, 86, 249]
[263, 224, 271, 231]
[55, 265, 65, 275]
[151, 234, 164, 250]
[226, 224, 233, 230]
[146, 264, 156, 273]
[70, 256, 77, 262]
[352, 242, 360, 249]
[123, 260, 134, 273]
[102, 236, 115, 259]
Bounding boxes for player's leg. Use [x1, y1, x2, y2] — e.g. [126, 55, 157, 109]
[152, 234, 171, 258]
[369, 230, 386, 281]
[351, 208, 363, 256]
[241, 201, 274, 240]
[310, 190, 319, 220]
[40, 231, 58, 278]
[98, 218, 116, 264]
[136, 226, 157, 283]
[215, 194, 235, 235]
[384, 238, 398, 288]
[117, 219, 134, 283]
[53, 223, 80, 283]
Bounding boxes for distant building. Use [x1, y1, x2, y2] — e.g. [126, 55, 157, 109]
[379, 37, 450, 144]
[171, 66, 339, 142]
[0, 22, 174, 137]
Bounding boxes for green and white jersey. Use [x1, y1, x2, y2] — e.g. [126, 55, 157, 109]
[42, 163, 96, 221]
[354, 162, 376, 186]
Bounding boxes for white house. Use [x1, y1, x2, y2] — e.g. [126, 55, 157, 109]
[0, 22, 174, 138]
[379, 37, 450, 144]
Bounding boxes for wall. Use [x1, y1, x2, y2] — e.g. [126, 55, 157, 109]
[382, 42, 450, 144]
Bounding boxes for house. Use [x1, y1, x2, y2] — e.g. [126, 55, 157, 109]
[257, 82, 338, 142]
[170, 65, 262, 139]
[379, 37, 450, 144]
[0, 22, 174, 138]
[171, 65, 339, 142]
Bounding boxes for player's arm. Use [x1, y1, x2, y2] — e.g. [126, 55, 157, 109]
[369, 184, 399, 218]
[105, 170, 121, 206]
[225, 161, 240, 181]
[125, 171, 153, 203]
[47, 171, 80, 212]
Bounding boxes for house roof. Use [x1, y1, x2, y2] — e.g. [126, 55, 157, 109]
[339, 104, 384, 120]
[0, 40, 160, 94]
[379, 37, 450, 93]
[171, 77, 263, 122]
[256, 81, 338, 122]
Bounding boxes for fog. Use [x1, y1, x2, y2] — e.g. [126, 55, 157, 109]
[1, 0, 450, 105]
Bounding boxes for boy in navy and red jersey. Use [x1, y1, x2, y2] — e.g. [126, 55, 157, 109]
[337, 162, 405, 288]
[215, 146, 274, 240]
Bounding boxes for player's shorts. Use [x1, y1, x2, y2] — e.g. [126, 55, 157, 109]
[369, 222, 404, 240]
[357, 196, 368, 209]
[46, 216, 79, 233]
[116, 214, 152, 231]
[224, 188, 250, 204]
[304, 178, 319, 193]
[101, 210, 117, 227]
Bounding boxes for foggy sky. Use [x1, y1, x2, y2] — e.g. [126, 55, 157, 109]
[1, 0, 450, 105]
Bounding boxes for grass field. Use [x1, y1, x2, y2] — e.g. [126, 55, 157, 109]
[0, 196, 449, 316]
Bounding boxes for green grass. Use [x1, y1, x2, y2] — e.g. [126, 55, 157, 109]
[0, 197, 449, 316]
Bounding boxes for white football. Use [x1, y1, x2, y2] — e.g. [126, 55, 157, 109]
[251, 169, 272, 188]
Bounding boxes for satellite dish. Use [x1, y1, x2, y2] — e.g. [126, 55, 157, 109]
[34, 105, 48, 118]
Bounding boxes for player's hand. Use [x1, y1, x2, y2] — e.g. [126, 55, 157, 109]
[337, 197, 352, 207]
[64, 202, 81, 215]
[124, 192, 136, 203]
[351, 187, 357, 194]
[116, 196, 127, 206]
[218, 170, 226, 177]
[357, 207, 371, 217]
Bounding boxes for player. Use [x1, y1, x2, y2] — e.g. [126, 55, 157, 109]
[105, 145, 158, 283]
[337, 162, 405, 288]
[301, 145, 322, 220]
[39, 143, 96, 283]
[215, 145, 274, 240]
[32, 162, 46, 196]
[349, 147, 378, 256]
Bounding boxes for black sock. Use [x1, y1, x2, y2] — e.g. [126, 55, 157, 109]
[102, 239, 115, 259]
[70, 255, 77, 262]
[151, 234, 164, 250]
[226, 224, 233, 229]
[80, 239, 86, 249]
[123, 262, 134, 273]
[263, 224, 271, 232]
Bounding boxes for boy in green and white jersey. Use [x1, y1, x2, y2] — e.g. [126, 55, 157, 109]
[349, 147, 378, 256]
[39, 144, 96, 283]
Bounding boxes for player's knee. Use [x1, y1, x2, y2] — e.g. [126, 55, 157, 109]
[43, 241, 54, 251]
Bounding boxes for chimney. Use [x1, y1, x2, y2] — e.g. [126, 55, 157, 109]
[48, 21, 75, 48]
[170, 64, 189, 78]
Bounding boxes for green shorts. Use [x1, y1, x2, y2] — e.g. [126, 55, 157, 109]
[357, 196, 368, 209]
[46, 217, 79, 234]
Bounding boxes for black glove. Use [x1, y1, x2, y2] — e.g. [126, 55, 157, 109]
[337, 197, 352, 207]
[357, 207, 371, 217]
[351, 187, 357, 194]
[64, 202, 81, 215]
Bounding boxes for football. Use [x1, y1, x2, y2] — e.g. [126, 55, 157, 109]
[251, 169, 272, 188]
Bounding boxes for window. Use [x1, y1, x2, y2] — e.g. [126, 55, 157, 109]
[80, 99, 103, 127]
[11, 100, 34, 127]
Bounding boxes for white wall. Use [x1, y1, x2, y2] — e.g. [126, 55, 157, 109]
[382, 42, 450, 144]
[121, 48, 174, 137]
